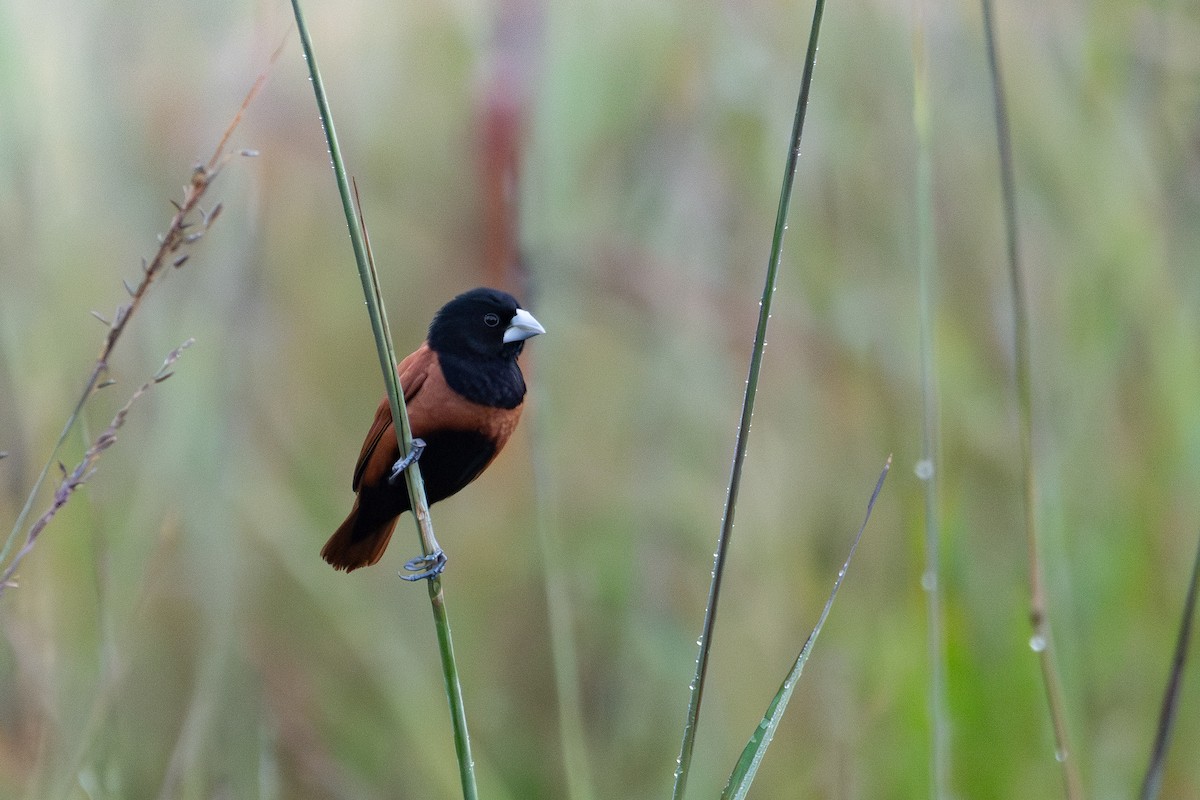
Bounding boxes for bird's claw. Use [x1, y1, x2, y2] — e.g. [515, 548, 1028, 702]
[388, 438, 427, 485]
[400, 548, 447, 582]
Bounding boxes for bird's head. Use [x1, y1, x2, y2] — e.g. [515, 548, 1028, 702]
[428, 287, 545, 361]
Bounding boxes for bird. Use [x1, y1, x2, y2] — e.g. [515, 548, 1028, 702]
[322, 287, 545, 575]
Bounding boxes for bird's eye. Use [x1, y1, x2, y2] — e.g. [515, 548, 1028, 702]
[483, 312, 500, 327]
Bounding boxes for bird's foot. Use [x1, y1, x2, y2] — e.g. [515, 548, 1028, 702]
[387, 438, 427, 485]
[400, 548, 447, 582]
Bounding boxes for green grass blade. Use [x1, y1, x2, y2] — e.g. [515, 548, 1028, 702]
[979, 1, 1082, 796]
[720, 457, 891, 800]
[912, 0, 950, 794]
[1139, 531, 1200, 799]
[670, 1, 828, 796]
[287, 3, 477, 797]
[532, 412, 597, 800]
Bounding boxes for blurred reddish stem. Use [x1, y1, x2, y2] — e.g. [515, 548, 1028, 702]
[477, 0, 541, 299]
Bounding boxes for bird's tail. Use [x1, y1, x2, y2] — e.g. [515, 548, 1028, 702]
[321, 500, 399, 572]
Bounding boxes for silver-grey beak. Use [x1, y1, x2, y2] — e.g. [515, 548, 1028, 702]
[503, 307, 546, 343]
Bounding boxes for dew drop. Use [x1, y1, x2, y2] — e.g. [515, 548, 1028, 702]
[914, 458, 934, 480]
[920, 571, 936, 592]
[1029, 634, 1046, 652]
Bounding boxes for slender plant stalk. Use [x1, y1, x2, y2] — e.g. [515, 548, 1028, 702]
[912, 2, 950, 796]
[670, 1, 827, 796]
[351, 180, 445, 569]
[719, 457, 891, 800]
[979, 2, 1082, 797]
[1139, 531, 1200, 799]
[287, 3, 477, 797]
[532, 410, 597, 800]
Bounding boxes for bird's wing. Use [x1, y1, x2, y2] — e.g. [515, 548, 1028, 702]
[351, 345, 434, 491]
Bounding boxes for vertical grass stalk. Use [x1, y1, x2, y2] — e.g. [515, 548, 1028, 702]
[912, 1, 951, 796]
[979, 2, 1082, 797]
[670, 1, 827, 796]
[1138, 531, 1200, 799]
[287, 4, 477, 797]
[532, 411, 597, 800]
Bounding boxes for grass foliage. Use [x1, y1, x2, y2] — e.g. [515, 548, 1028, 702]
[1, 0, 1199, 798]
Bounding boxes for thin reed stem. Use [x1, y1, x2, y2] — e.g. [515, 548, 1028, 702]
[912, 0, 950, 795]
[532, 411, 596, 800]
[671, 1, 827, 796]
[287, 3, 477, 797]
[979, 1, 1083, 796]
[1139, 531, 1200, 800]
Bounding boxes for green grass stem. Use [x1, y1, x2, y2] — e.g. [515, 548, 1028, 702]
[719, 457, 890, 800]
[912, 1, 950, 795]
[670, 1, 827, 796]
[1139, 532, 1200, 799]
[287, 3, 477, 797]
[532, 410, 596, 800]
[979, 1, 1083, 796]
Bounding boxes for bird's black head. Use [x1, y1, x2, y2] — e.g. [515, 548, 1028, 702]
[427, 288, 545, 409]
[428, 288, 545, 362]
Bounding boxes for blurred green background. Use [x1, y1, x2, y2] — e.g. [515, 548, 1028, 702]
[2, 0, 1199, 797]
